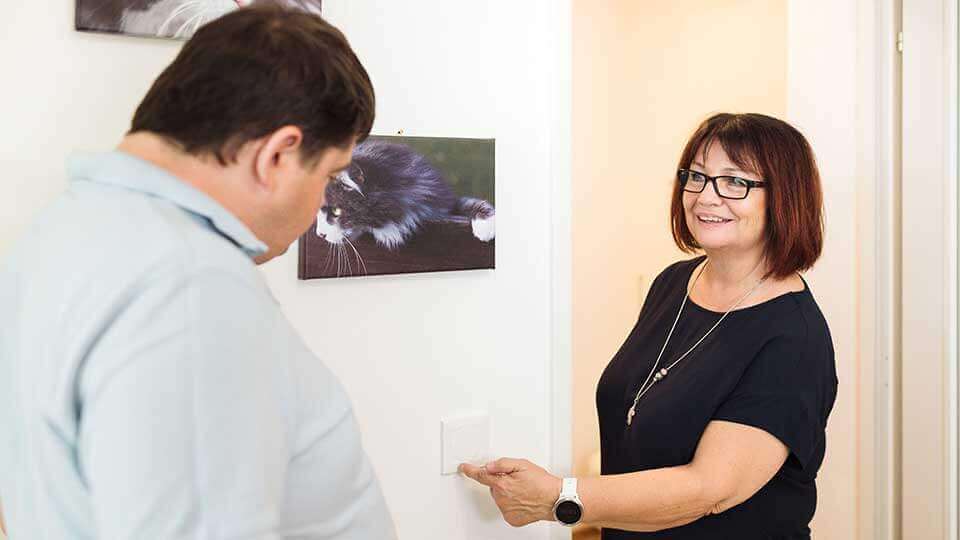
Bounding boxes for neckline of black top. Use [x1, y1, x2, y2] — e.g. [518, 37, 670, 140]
[683, 256, 811, 316]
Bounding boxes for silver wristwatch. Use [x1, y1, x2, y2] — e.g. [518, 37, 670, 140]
[552, 477, 584, 526]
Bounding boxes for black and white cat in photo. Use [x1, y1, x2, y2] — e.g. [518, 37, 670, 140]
[315, 140, 496, 252]
[76, 0, 321, 39]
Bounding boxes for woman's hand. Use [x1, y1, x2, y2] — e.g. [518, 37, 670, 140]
[459, 458, 562, 527]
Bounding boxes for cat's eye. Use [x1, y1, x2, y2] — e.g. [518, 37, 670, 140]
[331, 207, 343, 218]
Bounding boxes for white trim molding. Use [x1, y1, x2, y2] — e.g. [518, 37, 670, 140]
[548, 0, 573, 538]
[901, 0, 959, 538]
[856, 0, 900, 538]
[948, 0, 959, 535]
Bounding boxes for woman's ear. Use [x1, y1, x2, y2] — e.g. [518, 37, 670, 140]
[253, 126, 304, 192]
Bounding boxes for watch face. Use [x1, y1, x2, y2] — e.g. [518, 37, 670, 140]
[556, 500, 582, 525]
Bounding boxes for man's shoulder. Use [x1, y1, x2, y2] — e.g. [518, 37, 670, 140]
[5, 184, 265, 309]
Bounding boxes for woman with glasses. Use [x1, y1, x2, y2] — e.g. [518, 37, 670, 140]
[461, 113, 837, 539]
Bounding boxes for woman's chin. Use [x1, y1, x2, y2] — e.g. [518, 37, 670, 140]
[692, 233, 735, 251]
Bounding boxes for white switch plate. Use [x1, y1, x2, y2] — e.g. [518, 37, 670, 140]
[440, 412, 490, 475]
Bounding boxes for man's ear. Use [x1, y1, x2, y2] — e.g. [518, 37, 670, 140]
[253, 126, 304, 191]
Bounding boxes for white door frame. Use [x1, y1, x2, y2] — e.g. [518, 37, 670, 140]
[856, 0, 901, 537]
[548, 0, 573, 538]
[901, 0, 959, 538]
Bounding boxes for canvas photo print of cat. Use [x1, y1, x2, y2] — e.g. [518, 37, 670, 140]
[298, 136, 496, 280]
[76, 1, 321, 39]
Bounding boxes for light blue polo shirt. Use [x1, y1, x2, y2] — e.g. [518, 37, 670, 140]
[0, 151, 396, 540]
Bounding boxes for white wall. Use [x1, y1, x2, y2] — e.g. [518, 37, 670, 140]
[266, 2, 568, 539]
[0, 8, 182, 251]
[0, 2, 569, 539]
[901, 0, 959, 537]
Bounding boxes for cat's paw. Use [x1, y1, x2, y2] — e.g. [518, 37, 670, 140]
[472, 215, 496, 242]
[372, 223, 407, 250]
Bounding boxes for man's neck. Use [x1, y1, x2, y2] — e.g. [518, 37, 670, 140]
[117, 132, 220, 193]
[118, 132, 251, 223]
[116, 132, 271, 262]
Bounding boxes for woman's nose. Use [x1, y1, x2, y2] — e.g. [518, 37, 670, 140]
[697, 179, 724, 204]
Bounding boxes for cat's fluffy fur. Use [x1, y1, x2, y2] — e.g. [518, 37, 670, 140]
[315, 140, 496, 250]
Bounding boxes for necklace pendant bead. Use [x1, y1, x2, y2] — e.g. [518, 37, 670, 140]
[659, 368, 668, 378]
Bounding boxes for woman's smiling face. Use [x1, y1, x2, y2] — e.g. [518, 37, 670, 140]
[682, 144, 767, 255]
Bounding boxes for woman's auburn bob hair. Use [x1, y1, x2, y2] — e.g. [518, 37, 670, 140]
[671, 113, 824, 280]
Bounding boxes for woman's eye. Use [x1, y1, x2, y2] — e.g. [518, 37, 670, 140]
[728, 177, 749, 188]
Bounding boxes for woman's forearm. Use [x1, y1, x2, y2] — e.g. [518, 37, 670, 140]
[578, 464, 721, 532]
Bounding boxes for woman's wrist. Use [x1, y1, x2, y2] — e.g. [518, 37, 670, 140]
[542, 475, 563, 521]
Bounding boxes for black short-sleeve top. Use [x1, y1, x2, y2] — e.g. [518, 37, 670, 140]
[596, 257, 838, 539]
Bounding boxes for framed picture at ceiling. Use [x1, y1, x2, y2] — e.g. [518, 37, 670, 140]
[298, 136, 496, 280]
[75, 1, 322, 39]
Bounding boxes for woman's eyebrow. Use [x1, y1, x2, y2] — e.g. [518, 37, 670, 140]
[690, 162, 754, 175]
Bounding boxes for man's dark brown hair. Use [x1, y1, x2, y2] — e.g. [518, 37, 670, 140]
[671, 113, 824, 279]
[131, 5, 374, 165]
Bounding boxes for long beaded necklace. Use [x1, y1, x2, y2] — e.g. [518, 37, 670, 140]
[625, 260, 768, 426]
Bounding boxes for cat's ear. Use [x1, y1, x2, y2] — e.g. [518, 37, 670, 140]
[339, 169, 364, 195]
[252, 126, 304, 191]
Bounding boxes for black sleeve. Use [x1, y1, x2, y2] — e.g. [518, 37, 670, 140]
[637, 269, 668, 318]
[638, 258, 699, 320]
[711, 331, 828, 471]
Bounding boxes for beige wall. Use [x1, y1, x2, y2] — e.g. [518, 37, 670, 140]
[572, 1, 869, 538]
[571, 0, 789, 536]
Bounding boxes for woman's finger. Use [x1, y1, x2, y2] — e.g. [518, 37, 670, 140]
[485, 457, 526, 475]
[458, 463, 498, 487]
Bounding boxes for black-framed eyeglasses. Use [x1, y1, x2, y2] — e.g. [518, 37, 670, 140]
[678, 169, 766, 200]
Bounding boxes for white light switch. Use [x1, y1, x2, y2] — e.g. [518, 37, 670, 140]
[441, 412, 490, 475]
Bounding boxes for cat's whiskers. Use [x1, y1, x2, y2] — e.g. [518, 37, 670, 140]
[164, 0, 233, 38]
[341, 244, 353, 276]
[185, 11, 208, 37]
[177, 5, 219, 37]
[158, 1, 200, 36]
[343, 237, 368, 276]
[323, 242, 335, 274]
[337, 244, 343, 277]
[176, 9, 209, 39]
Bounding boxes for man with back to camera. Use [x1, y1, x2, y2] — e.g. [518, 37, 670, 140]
[0, 6, 396, 539]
